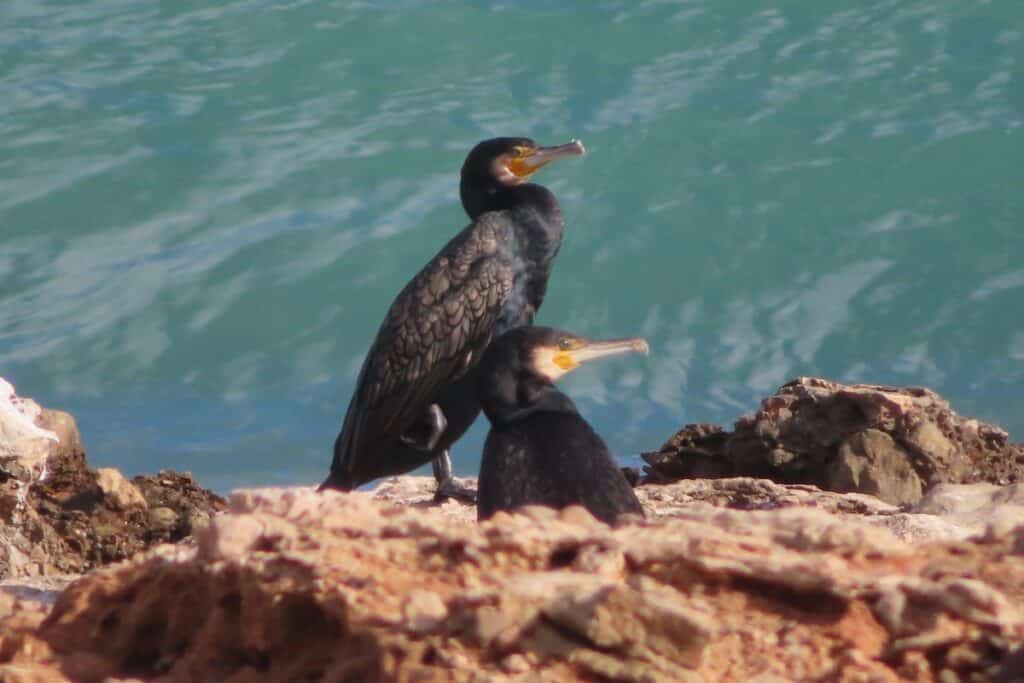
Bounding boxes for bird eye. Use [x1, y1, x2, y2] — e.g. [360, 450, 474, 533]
[513, 145, 532, 157]
[558, 338, 573, 350]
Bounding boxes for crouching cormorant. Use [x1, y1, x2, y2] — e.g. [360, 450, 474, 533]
[321, 137, 585, 499]
[476, 326, 648, 524]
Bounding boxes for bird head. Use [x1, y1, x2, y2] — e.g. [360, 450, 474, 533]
[462, 137, 586, 187]
[524, 327, 649, 382]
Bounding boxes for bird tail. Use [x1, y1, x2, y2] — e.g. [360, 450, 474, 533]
[319, 388, 363, 491]
[319, 419, 360, 493]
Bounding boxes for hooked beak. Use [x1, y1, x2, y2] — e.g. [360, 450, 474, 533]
[564, 336, 649, 367]
[508, 139, 586, 178]
[548, 336, 650, 378]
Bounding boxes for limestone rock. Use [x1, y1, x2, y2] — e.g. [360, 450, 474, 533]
[0, 379, 60, 554]
[0, 377, 58, 450]
[370, 475, 1023, 545]
[913, 482, 1024, 516]
[0, 487, 1020, 682]
[644, 377, 1024, 505]
[826, 429, 924, 506]
[637, 476, 900, 517]
[0, 378, 92, 580]
[95, 469, 147, 511]
[911, 483, 1024, 539]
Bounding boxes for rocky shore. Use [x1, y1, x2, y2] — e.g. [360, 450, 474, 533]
[0, 378, 225, 582]
[2, 377, 1023, 681]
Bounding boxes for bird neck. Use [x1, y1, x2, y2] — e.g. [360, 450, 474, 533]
[480, 374, 578, 428]
[461, 180, 563, 229]
[462, 181, 565, 273]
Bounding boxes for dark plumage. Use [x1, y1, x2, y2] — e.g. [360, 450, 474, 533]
[476, 326, 648, 524]
[321, 137, 585, 497]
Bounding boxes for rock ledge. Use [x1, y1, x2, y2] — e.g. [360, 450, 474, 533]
[1, 486, 1022, 682]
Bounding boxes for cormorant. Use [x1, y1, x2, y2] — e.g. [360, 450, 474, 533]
[321, 137, 586, 499]
[476, 326, 648, 524]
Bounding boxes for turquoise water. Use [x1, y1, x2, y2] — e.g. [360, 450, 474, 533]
[2, 1, 1022, 492]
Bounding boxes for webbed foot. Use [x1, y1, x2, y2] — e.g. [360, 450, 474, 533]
[431, 450, 477, 503]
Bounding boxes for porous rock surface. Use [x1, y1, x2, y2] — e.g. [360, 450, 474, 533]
[1, 486, 1022, 683]
[644, 377, 1024, 506]
[373, 474, 1024, 543]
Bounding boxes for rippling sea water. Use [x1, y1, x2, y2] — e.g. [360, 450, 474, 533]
[2, 1, 1022, 491]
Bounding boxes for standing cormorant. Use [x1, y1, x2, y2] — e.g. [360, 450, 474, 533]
[321, 137, 585, 499]
[476, 326, 648, 524]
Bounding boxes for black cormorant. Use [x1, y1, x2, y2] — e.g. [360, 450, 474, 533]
[476, 326, 648, 524]
[321, 137, 585, 499]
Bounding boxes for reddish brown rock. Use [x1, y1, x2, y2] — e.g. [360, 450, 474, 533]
[0, 487, 1020, 682]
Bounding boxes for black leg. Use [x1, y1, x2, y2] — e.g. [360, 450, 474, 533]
[400, 404, 447, 451]
[423, 404, 446, 451]
[432, 449, 477, 503]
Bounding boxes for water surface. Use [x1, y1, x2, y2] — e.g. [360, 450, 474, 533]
[2, 1, 1022, 491]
